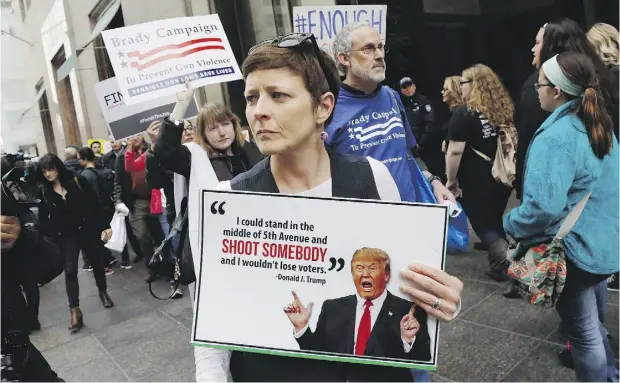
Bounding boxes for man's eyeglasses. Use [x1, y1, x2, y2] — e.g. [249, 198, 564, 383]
[534, 82, 554, 91]
[249, 33, 339, 99]
[459, 80, 472, 85]
[350, 43, 389, 56]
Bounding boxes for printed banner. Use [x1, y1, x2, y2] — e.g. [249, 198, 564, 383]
[292, 5, 387, 56]
[94, 77, 199, 140]
[87, 139, 108, 154]
[193, 190, 448, 369]
[101, 14, 242, 105]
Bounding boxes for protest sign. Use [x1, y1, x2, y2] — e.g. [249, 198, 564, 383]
[94, 77, 198, 140]
[193, 190, 448, 369]
[292, 5, 387, 56]
[87, 139, 107, 154]
[101, 14, 242, 105]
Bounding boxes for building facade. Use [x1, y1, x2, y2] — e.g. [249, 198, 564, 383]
[1, 0, 615, 156]
[1, 0, 340, 156]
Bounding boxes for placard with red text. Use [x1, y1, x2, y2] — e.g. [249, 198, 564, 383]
[192, 190, 448, 369]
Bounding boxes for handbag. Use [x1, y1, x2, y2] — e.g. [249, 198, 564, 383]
[104, 211, 127, 253]
[471, 123, 518, 188]
[507, 192, 591, 307]
[408, 157, 470, 253]
[32, 234, 64, 285]
[148, 196, 195, 300]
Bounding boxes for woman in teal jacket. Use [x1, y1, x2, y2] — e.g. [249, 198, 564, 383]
[504, 52, 618, 382]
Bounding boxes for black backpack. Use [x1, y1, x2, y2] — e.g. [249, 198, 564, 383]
[83, 167, 114, 207]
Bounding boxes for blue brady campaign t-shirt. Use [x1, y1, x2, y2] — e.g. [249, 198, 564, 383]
[325, 84, 418, 202]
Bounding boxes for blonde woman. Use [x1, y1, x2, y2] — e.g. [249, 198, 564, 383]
[587, 23, 619, 67]
[588, 22, 619, 140]
[445, 64, 515, 281]
[440, 76, 465, 154]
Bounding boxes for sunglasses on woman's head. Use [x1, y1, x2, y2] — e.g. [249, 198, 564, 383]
[459, 80, 472, 85]
[249, 33, 339, 100]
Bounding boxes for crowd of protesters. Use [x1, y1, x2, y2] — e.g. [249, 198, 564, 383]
[1, 16, 617, 383]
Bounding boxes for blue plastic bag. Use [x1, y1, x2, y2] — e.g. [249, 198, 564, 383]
[408, 157, 469, 253]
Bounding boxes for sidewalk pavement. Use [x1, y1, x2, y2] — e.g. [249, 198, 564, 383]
[31, 211, 618, 382]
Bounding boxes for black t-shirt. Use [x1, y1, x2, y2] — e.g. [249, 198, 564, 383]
[448, 106, 498, 184]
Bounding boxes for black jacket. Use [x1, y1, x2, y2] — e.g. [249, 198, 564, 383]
[514, 71, 550, 198]
[153, 118, 264, 181]
[64, 159, 82, 176]
[102, 150, 119, 171]
[400, 92, 435, 147]
[296, 292, 431, 362]
[145, 149, 176, 223]
[39, 176, 110, 242]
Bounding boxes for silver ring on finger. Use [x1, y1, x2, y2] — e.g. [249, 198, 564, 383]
[431, 297, 442, 310]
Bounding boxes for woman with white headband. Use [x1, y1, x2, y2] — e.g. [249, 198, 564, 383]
[504, 51, 618, 382]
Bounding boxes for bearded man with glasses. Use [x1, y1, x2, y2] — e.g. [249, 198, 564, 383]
[327, 22, 454, 206]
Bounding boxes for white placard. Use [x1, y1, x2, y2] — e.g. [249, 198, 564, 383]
[292, 5, 387, 56]
[94, 77, 199, 140]
[193, 190, 448, 369]
[101, 14, 242, 105]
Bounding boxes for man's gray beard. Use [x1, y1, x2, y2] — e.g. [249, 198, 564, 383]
[351, 63, 386, 85]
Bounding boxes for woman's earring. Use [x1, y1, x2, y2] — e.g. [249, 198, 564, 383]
[320, 131, 329, 141]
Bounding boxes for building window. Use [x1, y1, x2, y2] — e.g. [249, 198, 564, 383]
[90, 2, 125, 81]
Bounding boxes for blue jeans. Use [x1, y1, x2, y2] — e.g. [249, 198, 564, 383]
[556, 274, 618, 382]
[157, 213, 170, 237]
[411, 369, 431, 382]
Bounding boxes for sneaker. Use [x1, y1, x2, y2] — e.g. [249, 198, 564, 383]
[83, 263, 93, 271]
[104, 267, 114, 276]
[171, 287, 183, 299]
[120, 261, 133, 270]
[608, 272, 619, 291]
[108, 258, 119, 267]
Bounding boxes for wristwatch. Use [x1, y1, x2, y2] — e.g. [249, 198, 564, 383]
[427, 175, 441, 185]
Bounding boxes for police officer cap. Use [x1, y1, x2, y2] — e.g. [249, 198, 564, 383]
[400, 77, 415, 87]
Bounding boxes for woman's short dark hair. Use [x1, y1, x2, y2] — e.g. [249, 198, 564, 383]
[78, 147, 95, 162]
[241, 41, 340, 125]
[37, 153, 74, 187]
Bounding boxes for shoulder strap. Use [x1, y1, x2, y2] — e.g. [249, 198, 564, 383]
[73, 177, 82, 191]
[555, 192, 591, 240]
[330, 152, 380, 200]
[387, 88, 406, 123]
[471, 147, 493, 162]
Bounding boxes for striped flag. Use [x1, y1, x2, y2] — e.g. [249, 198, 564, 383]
[127, 37, 225, 71]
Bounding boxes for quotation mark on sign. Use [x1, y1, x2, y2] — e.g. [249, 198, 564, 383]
[210, 201, 226, 215]
[328, 257, 345, 272]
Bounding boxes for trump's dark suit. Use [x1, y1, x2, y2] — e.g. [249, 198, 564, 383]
[296, 291, 432, 363]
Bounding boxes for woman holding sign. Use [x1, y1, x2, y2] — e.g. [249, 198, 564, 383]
[154, 33, 463, 382]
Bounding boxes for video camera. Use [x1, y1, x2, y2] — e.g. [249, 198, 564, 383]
[1, 156, 39, 216]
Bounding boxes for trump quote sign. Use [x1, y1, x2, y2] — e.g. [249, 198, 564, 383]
[101, 14, 242, 104]
[94, 77, 199, 140]
[193, 191, 448, 369]
[292, 5, 387, 56]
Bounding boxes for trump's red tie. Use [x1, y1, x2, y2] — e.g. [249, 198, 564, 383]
[355, 300, 373, 355]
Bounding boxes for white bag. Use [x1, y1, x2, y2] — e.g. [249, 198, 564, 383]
[105, 212, 127, 253]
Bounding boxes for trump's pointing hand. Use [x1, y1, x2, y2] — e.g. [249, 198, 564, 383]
[283, 290, 313, 333]
[400, 305, 420, 343]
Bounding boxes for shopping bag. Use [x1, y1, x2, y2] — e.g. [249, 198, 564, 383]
[409, 157, 469, 253]
[105, 211, 127, 253]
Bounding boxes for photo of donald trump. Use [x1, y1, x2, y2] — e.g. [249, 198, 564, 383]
[283, 247, 432, 362]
